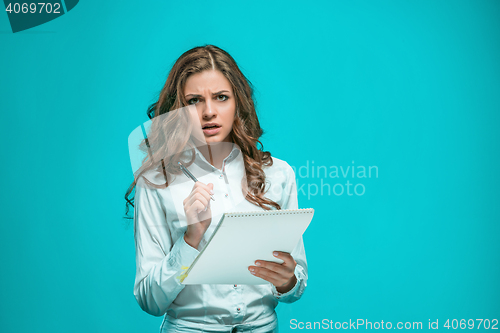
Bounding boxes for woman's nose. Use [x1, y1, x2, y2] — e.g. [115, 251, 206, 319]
[203, 99, 216, 117]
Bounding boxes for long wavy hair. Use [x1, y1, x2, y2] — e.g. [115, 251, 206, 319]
[124, 45, 281, 219]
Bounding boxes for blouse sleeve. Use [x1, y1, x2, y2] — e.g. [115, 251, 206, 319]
[270, 163, 308, 303]
[133, 177, 200, 316]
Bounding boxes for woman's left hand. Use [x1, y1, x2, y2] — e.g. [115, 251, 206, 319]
[248, 251, 297, 294]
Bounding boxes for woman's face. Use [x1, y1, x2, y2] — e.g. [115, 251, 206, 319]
[184, 70, 236, 144]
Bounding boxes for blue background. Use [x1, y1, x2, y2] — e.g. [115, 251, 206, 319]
[1, 0, 499, 332]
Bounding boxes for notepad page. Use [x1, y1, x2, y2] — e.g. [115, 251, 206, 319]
[182, 208, 314, 285]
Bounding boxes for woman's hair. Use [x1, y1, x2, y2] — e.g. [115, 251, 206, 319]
[124, 44, 281, 219]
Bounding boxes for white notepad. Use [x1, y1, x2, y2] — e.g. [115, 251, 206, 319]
[182, 208, 314, 285]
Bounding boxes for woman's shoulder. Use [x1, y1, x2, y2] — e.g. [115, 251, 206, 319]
[135, 168, 168, 190]
[263, 156, 297, 204]
[265, 155, 296, 179]
[269, 155, 293, 170]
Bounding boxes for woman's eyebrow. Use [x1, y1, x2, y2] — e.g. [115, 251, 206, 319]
[185, 90, 230, 98]
[212, 90, 230, 95]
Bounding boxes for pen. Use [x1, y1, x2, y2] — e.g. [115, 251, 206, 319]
[178, 161, 215, 201]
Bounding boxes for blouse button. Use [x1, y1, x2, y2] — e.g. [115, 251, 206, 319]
[225, 193, 229, 198]
[234, 284, 237, 288]
[237, 307, 241, 312]
[219, 174, 223, 179]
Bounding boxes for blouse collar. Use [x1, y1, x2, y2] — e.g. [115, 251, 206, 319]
[192, 142, 241, 171]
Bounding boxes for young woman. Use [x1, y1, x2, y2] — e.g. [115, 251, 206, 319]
[125, 45, 307, 333]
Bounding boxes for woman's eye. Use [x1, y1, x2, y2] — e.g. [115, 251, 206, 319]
[187, 98, 199, 105]
[216, 95, 228, 101]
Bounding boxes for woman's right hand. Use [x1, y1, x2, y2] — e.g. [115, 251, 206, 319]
[183, 181, 214, 249]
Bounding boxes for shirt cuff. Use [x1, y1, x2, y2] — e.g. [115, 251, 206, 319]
[167, 235, 200, 284]
[177, 235, 201, 265]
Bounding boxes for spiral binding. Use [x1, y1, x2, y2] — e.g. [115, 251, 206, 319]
[226, 208, 314, 218]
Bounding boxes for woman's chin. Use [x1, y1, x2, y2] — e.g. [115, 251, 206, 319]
[204, 134, 226, 143]
[200, 131, 232, 144]
[204, 137, 221, 143]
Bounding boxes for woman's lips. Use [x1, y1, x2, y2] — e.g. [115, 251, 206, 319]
[202, 126, 221, 135]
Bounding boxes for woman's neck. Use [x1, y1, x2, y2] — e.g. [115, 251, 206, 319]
[197, 141, 234, 170]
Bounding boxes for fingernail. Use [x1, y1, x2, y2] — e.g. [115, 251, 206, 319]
[249, 267, 255, 272]
[255, 261, 261, 266]
[273, 252, 279, 257]
[210, 190, 214, 195]
[250, 271, 256, 275]
[204, 206, 208, 211]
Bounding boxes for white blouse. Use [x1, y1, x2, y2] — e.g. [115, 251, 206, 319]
[133, 143, 308, 332]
